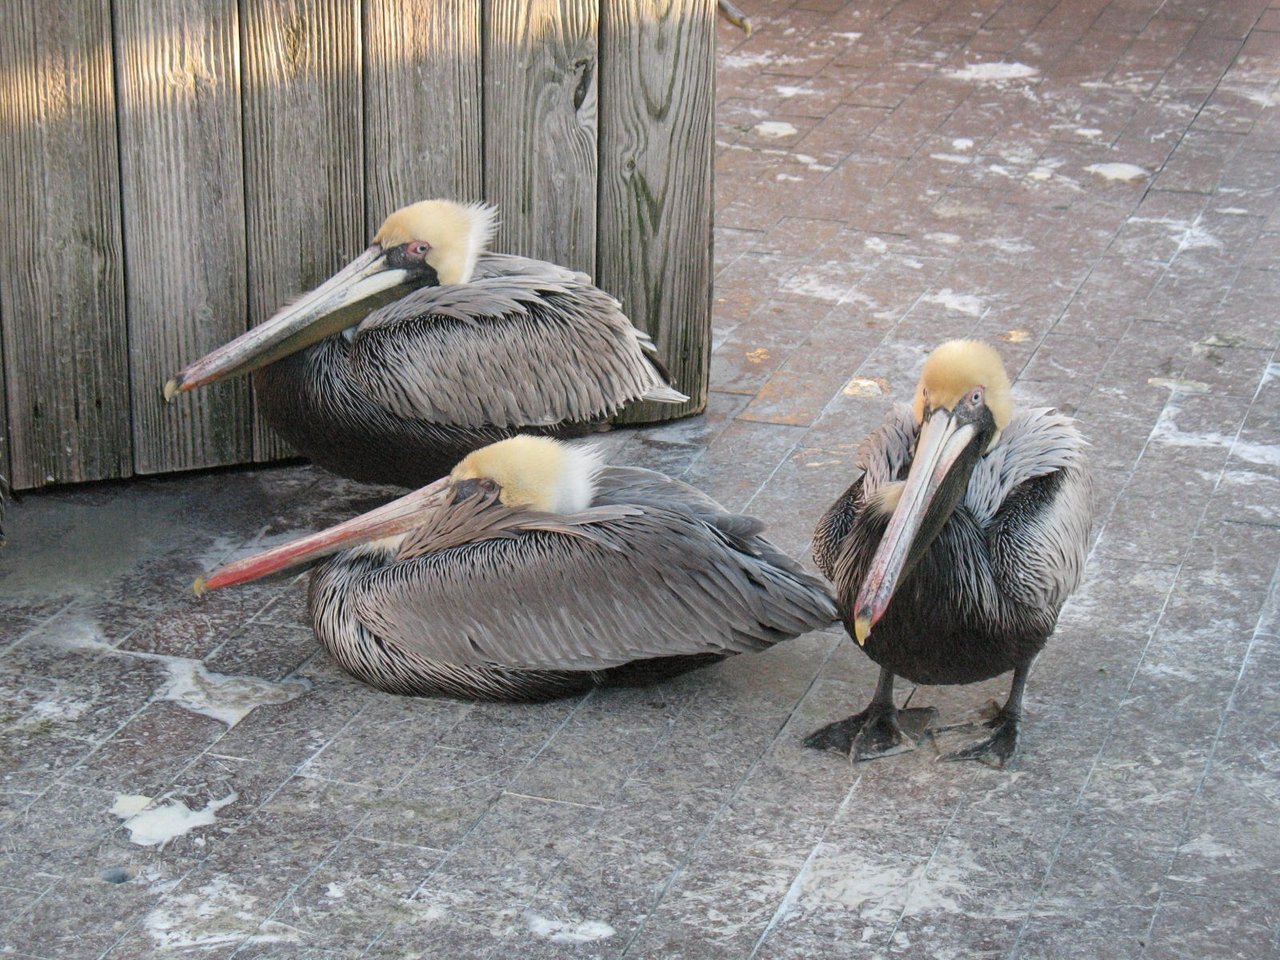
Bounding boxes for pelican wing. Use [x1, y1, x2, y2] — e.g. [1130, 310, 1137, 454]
[347, 505, 836, 672]
[473, 252, 590, 286]
[348, 272, 684, 429]
[811, 404, 916, 579]
[975, 410, 1093, 611]
[592, 465, 839, 588]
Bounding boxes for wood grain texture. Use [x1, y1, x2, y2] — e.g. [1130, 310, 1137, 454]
[116, 0, 251, 474]
[0, 0, 130, 488]
[364, 0, 484, 229]
[598, 0, 714, 424]
[484, 0, 598, 275]
[0, 315, 7, 498]
[240, 0, 365, 461]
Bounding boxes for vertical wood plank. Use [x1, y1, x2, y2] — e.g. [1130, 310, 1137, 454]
[364, 0, 483, 229]
[116, 0, 252, 474]
[240, 0, 365, 461]
[0, 300, 9, 500]
[484, 0, 598, 275]
[598, 0, 714, 423]
[0, 0, 131, 489]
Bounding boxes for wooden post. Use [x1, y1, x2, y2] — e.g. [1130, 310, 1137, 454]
[598, 0, 714, 423]
[484, 0, 599, 276]
[364, 0, 484, 227]
[240, 0, 365, 461]
[0, 0, 131, 487]
[116, 0, 252, 474]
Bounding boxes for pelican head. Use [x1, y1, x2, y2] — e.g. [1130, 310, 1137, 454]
[165, 199, 498, 400]
[193, 436, 600, 594]
[854, 340, 1013, 645]
[449, 436, 603, 514]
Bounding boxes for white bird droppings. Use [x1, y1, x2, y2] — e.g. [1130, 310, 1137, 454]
[526, 915, 616, 944]
[143, 876, 299, 950]
[1085, 162, 1149, 182]
[922, 289, 985, 316]
[112, 792, 238, 847]
[158, 658, 310, 728]
[946, 62, 1039, 81]
[754, 120, 799, 138]
[1150, 405, 1280, 466]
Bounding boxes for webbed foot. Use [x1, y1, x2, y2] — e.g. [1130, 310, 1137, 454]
[940, 712, 1019, 768]
[804, 707, 936, 761]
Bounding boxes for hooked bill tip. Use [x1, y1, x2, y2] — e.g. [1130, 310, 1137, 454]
[192, 575, 208, 597]
[854, 613, 873, 646]
[163, 378, 181, 403]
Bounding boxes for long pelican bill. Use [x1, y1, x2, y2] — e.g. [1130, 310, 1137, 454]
[195, 476, 452, 595]
[164, 246, 412, 400]
[852, 408, 977, 645]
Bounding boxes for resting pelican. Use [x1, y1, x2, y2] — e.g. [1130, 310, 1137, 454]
[196, 436, 837, 701]
[807, 341, 1091, 766]
[165, 200, 686, 488]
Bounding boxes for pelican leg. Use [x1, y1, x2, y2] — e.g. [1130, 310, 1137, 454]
[941, 661, 1030, 768]
[804, 667, 936, 761]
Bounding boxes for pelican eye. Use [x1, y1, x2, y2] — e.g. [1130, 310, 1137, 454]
[405, 240, 431, 260]
[968, 386, 984, 406]
[453, 477, 500, 501]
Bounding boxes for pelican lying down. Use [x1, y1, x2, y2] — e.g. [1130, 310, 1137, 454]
[198, 437, 837, 701]
[808, 341, 1092, 766]
[166, 201, 686, 488]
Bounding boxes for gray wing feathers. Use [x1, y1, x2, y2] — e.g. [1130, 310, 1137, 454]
[965, 408, 1089, 525]
[477, 257, 679, 403]
[349, 510, 836, 672]
[856, 404, 917, 495]
[474, 252, 590, 285]
[593, 466, 808, 574]
[351, 273, 684, 428]
[593, 466, 745, 522]
[977, 410, 1093, 611]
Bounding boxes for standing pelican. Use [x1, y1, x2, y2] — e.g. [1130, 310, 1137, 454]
[807, 341, 1091, 766]
[164, 201, 686, 488]
[196, 436, 837, 701]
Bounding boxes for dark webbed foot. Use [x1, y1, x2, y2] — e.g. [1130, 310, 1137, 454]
[940, 711, 1019, 767]
[804, 706, 936, 761]
[940, 662, 1034, 768]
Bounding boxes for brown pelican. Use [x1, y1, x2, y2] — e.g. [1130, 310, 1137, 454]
[807, 341, 1092, 766]
[195, 436, 837, 701]
[164, 200, 686, 488]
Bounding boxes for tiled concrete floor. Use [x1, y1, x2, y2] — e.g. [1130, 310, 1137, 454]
[3, 0, 1279, 956]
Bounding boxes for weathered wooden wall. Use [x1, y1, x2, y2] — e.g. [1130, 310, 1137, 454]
[602, 0, 714, 425]
[0, 0, 714, 491]
[241, 0, 365, 462]
[0, 0, 131, 490]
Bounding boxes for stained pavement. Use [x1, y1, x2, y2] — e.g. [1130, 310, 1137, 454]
[2, 0, 1279, 956]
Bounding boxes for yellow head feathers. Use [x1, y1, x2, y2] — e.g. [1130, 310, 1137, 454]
[373, 199, 498, 285]
[912, 340, 1013, 443]
[450, 436, 603, 514]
